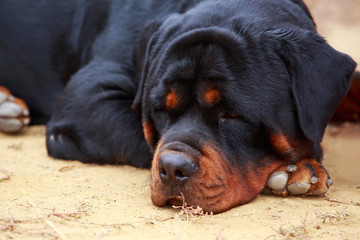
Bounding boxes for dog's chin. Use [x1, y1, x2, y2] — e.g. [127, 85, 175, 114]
[167, 195, 185, 206]
[151, 189, 233, 214]
[151, 186, 185, 208]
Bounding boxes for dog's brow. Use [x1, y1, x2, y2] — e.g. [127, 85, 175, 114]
[166, 89, 179, 110]
[164, 58, 195, 82]
[203, 87, 221, 106]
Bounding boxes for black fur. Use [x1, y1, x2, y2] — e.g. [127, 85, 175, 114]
[0, 0, 356, 169]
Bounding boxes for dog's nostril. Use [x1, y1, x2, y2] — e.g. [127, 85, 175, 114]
[159, 152, 196, 186]
[159, 168, 167, 180]
[175, 170, 184, 178]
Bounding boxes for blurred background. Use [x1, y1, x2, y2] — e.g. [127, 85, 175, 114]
[304, 0, 360, 185]
[304, 0, 360, 70]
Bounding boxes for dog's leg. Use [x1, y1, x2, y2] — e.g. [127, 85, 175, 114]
[46, 61, 151, 167]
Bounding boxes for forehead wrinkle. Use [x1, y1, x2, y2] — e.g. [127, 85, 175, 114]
[149, 84, 167, 109]
[163, 57, 195, 84]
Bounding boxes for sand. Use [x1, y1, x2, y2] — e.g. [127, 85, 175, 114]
[1, 124, 360, 240]
[1, 1, 360, 239]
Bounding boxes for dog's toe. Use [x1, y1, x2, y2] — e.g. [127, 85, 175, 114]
[0, 87, 30, 133]
[0, 91, 7, 104]
[264, 158, 331, 197]
[266, 170, 288, 191]
[287, 182, 311, 195]
[0, 118, 23, 132]
[0, 102, 23, 117]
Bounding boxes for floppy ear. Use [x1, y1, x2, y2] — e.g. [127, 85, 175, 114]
[132, 20, 162, 111]
[274, 30, 356, 142]
[131, 20, 162, 151]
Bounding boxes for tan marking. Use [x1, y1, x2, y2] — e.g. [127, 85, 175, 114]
[166, 89, 178, 110]
[0, 86, 12, 97]
[142, 121, 155, 146]
[270, 134, 293, 153]
[195, 144, 284, 213]
[150, 140, 168, 207]
[150, 138, 284, 213]
[204, 88, 221, 106]
[270, 133, 298, 161]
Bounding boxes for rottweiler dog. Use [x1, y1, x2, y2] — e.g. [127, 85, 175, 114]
[0, 0, 357, 213]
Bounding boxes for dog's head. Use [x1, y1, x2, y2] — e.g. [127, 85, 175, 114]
[133, 1, 356, 213]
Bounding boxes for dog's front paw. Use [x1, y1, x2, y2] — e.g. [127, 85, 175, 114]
[263, 158, 332, 196]
[0, 86, 30, 133]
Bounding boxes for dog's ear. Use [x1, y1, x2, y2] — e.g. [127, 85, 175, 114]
[131, 20, 162, 151]
[273, 29, 356, 142]
[132, 20, 162, 111]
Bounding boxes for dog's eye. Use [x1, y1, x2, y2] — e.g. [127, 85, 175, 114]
[153, 107, 166, 114]
[219, 112, 242, 121]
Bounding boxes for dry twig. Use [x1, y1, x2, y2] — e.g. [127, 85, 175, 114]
[315, 207, 353, 224]
[172, 193, 212, 220]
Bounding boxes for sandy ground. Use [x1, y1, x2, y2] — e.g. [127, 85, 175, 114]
[1, 124, 360, 240]
[1, 1, 360, 239]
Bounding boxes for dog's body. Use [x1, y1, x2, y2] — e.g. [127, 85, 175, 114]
[0, 0, 357, 213]
[1, 0, 193, 167]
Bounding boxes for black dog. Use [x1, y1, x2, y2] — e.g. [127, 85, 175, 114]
[0, 0, 356, 213]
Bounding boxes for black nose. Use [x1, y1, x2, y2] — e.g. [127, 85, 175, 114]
[159, 152, 197, 186]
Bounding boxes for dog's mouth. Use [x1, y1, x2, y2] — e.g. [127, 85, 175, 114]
[150, 141, 286, 213]
[167, 194, 185, 206]
[162, 184, 185, 206]
[150, 142, 244, 213]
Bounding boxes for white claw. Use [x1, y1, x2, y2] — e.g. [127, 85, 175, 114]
[23, 109, 30, 116]
[286, 165, 297, 172]
[23, 118, 30, 125]
[49, 134, 55, 141]
[326, 179, 333, 187]
[310, 176, 319, 184]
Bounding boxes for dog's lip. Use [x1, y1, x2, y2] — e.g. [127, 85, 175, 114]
[167, 194, 185, 206]
[163, 186, 185, 206]
[151, 190, 184, 207]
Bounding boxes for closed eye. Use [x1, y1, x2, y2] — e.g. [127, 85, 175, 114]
[220, 112, 242, 120]
[153, 107, 167, 113]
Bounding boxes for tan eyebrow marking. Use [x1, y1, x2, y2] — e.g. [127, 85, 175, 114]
[166, 89, 178, 110]
[204, 87, 221, 106]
